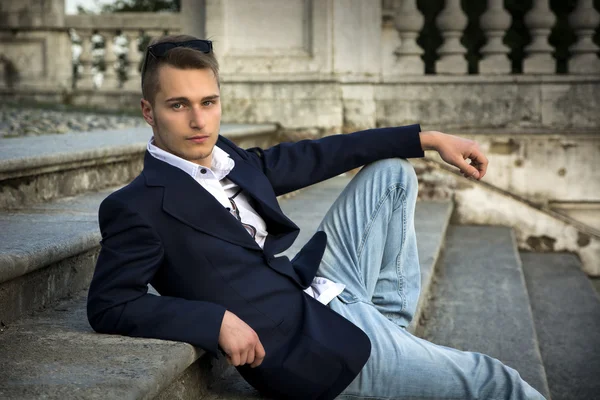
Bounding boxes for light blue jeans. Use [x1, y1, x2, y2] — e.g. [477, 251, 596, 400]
[315, 159, 545, 400]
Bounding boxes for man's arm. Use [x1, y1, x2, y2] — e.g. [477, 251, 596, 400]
[240, 125, 424, 196]
[235, 125, 488, 196]
[87, 195, 227, 357]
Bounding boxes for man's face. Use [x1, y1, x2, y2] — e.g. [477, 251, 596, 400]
[141, 65, 221, 168]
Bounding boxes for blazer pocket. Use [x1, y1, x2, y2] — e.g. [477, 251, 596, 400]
[282, 334, 343, 393]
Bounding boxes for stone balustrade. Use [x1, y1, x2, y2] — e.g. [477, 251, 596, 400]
[64, 13, 181, 91]
[61, 0, 600, 92]
[385, 0, 599, 76]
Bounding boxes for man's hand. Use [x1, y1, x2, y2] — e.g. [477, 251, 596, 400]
[420, 131, 488, 180]
[218, 310, 265, 368]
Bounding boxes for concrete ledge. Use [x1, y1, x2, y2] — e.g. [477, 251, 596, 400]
[0, 293, 205, 400]
[0, 188, 114, 323]
[0, 248, 98, 325]
[0, 189, 112, 285]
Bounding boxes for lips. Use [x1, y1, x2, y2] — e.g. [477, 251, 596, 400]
[187, 135, 210, 143]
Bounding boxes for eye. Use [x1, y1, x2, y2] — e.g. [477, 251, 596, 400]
[171, 103, 183, 110]
[202, 100, 214, 107]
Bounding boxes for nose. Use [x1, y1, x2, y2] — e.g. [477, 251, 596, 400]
[189, 106, 206, 130]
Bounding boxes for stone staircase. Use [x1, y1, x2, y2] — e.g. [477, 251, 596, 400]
[1, 128, 599, 400]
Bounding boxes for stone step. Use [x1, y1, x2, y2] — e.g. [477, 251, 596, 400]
[0, 188, 111, 325]
[419, 225, 551, 399]
[0, 124, 278, 209]
[521, 252, 600, 400]
[0, 173, 453, 399]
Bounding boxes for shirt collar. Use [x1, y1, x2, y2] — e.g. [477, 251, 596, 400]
[147, 137, 235, 181]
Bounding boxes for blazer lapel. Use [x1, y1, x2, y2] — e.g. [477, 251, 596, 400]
[143, 152, 262, 251]
[225, 155, 300, 255]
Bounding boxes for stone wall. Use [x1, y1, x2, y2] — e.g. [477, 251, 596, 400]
[0, 0, 71, 90]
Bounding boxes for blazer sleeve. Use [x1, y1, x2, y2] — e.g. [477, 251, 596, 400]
[87, 195, 227, 357]
[239, 124, 424, 196]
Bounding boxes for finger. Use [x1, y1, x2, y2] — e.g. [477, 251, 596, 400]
[454, 156, 480, 179]
[467, 148, 488, 179]
[230, 352, 241, 367]
[246, 348, 255, 366]
[239, 349, 248, 366]
[251, 340, 266, 368]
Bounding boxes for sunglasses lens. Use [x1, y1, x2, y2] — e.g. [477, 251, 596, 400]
[150, 43, 177, 57]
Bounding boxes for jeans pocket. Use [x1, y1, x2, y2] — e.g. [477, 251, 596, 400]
[337, 289, 361, 304]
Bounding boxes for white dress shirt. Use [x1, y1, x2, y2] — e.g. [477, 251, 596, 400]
[147, 138, 345, 305]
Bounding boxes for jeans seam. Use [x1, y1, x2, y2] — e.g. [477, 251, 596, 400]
[356, 183, 406, 263]
[395, 193, 408, 312]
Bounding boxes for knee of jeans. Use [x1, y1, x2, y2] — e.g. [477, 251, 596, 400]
[367, 158, 418, 191]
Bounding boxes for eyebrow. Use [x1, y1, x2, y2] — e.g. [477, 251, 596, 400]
[164, 95, 220, 103]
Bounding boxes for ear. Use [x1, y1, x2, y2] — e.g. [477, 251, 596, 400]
[141, 98, 155, 126]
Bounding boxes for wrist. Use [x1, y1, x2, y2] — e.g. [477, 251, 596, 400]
[419, 131, 442, 151]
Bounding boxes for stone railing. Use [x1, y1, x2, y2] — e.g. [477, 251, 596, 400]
[64, 13, 181, 91]
[381, 0, 600, 76]
[63, 0, 600, 92]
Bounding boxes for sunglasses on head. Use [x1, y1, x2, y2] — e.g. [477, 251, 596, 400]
[141, 39, 213, 82]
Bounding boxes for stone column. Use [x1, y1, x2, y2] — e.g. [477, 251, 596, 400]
[180, 0, 206, 38]
[523, 0, 556, 74]
[435, 0, 468, 74]
[568, 0, 600, 74]
[394, 0, 425, 75]
[77, 30, 95, 90]
[479, 0, 512, 74]
[125, 31, 143, 91]
[102, 32, 119, 89]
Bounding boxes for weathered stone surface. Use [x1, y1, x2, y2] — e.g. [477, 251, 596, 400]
[521, 252, 600, 400]
[221, 82, 342, 133]
[0, 154, 143, 209]
[421, 226, 550, 398]
[426, 131, 600, 230]
[0, 248, 98, 325]
[541, 83, 600, 128]
[376, 79, 542, 129]
[413, 157, 600, 276]
[0, 293, 203, 400]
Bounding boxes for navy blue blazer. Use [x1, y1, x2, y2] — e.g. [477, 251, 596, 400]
[87, 125, 424, 399]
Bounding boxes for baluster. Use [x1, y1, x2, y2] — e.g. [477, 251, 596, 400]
[77, 30, 95, 90]
[479, 0, 512, 74]
[125, 31, 143, 91]
[523, 0, 556, 74]
[102, 31, 119, 89]
[568, 0, 600, 74]
[436, 0, 468, 74]
[394, 0, 425, 74]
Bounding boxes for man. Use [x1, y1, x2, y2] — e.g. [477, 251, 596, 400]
[87, 34, 545, 400]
